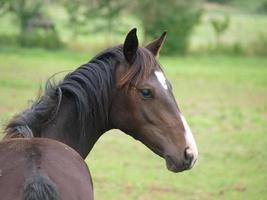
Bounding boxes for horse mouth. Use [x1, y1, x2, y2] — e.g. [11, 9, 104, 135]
[165, 155, 188, 173]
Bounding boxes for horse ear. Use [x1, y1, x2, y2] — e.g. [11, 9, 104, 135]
[145, 31, 167, 56]
[123, 28, 139, 65]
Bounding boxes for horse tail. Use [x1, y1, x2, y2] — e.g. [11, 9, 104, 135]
[22, 174, 60, 200]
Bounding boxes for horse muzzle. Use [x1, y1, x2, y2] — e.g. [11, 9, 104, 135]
[165, 147, 197, 173]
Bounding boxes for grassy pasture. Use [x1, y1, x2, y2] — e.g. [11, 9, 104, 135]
[0, 47, 266, 199]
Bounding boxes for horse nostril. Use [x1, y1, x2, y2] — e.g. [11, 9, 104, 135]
[184, 147, 194, 164]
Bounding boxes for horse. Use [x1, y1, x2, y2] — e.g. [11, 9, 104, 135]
[4, 28, 198, 173]
[0, 138, 93, 200]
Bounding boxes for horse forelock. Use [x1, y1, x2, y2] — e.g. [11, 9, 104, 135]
[117, 47, 158, 90]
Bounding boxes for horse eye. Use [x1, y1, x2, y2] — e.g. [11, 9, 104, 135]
[140, 89, 153, 99]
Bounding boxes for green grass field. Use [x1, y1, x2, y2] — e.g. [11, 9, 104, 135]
[0, 47, 266, 200]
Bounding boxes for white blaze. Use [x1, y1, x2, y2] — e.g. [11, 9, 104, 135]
[180, 114, 198, 157]
[154, 71, 168, 90]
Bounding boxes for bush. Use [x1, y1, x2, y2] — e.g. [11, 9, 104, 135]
[213, 43, 244, 55]
[257, 1, 267, 14]
[246, 34, 267, 56]
[0, 34, 19, 46]
[19, 29, 62, 49]
[206, 0, 232, 4]
[136, 0, 203, 55]
[192, 36, 267, 57]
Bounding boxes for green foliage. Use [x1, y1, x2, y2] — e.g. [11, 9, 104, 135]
[211, 15, 230, 36]
[19, 30, 62, 49]
[0, 0, 44, 31]
[203, 42, 244, 56]
[0, 0, 266, 56]
[62, 0, 128, 38]
[0, 0, 62, 49]
[210, 15, 230, 47]
[206, 0, 233, 4]
[0, 34, 19, 46]
[62, 0, 87, 39]
[228, 0, 267, 13]
[246, 34, 267, 56]
[136, 0, 203, 55]
[87, 0, 127, 33]
[193, 39, 267, 57]
[257, 0, 267, 13]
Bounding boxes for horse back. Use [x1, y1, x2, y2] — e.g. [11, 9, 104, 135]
[0, 138, 93, 200]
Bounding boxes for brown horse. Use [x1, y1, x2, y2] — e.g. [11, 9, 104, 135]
[0, 138, 93, 200]
[4, 28, 198, 172]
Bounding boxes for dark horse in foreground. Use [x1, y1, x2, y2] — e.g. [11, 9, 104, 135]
[0, 138, 93, 200]
[2, 28, 198, 198]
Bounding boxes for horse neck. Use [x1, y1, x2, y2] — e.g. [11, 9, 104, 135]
[38, 62, 117, 158]
[39, 96, 109, 158]
[5, 49, 123, 158]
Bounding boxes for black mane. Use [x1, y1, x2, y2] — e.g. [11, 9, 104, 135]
[5, 46, 124, 137]
[5, 46, 156, 138]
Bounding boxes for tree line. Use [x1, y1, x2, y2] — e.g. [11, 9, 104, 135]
[1, 0, 203, 54]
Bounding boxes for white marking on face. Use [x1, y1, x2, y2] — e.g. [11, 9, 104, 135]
[180, 114, 198, 158]
[154, 71, 168, 90]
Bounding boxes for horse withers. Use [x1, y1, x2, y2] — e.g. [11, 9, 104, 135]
[0, 138, 93, 200]
[5, 28, 198, 172]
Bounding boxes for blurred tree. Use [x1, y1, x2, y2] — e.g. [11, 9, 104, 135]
[60, 0, 88, 39]
[0, 0, 43, 34]
[0, 0, 62, 49]
[92, 0, 127, 33]
[61, 0, 127, 40]
[205, 0, 232, 4]
[257, 0, 267, 13]
[210, 15, 230, 48]
[0, 0, 10, 16]
[135, 0, 203, 54]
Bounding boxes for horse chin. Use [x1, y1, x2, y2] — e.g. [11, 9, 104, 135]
[165, 155, 186, 173]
